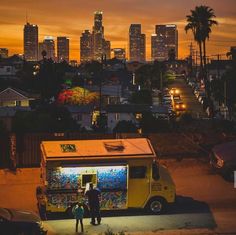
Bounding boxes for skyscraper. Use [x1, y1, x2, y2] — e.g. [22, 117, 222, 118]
[112, 48, 126, 60]
[57, 37, 69, 63]
[80, 30, 92, 62]
[151, 34, 158, 61]
[140, 34, 146, 62]
[92, 11, 104, 61]
[103, 39, 111, 60]
[0, 48, 8, 58]
[129, 24, 146, 62]
[154, 25, 178, 61]
[38, 36, 55, 60]
[24, 22, 38, 61]
[80, 11, 110, 62]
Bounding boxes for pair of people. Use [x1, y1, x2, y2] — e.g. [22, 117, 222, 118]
[73, 183, 101, 233]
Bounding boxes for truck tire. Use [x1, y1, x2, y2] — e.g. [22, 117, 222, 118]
[146, 197, 167, 214]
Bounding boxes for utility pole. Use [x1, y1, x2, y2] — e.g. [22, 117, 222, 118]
[98, 54, 106, 129]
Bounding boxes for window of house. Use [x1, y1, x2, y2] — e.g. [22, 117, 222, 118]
[135, 113, 142, 120]
[129, 166, 147, 179]
[77, 114, 82, 121]
[115, 113, 120, 121]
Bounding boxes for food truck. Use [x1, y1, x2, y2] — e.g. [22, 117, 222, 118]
[40, 138, 175, 214]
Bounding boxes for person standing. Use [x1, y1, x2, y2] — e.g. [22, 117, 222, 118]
[72, 202, 84, 233]
[85, 183, 101, 225]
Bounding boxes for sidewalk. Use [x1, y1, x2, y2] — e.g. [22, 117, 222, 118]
[43, 216, 232, 235]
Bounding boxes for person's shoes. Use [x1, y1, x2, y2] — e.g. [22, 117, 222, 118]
[90, 221, 96, 225]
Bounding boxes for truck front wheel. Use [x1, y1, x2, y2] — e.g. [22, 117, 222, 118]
[146, 197, 166, 214]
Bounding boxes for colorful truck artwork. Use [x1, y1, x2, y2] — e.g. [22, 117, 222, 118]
[45, 165, 128, 211]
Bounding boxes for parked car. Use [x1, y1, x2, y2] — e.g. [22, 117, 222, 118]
[170, 88, 180, 95]
[173, 95, 181, 103]
[210, 141, 236, 181]
[0, 207, 47, 235]
[174, 101, 186, 111]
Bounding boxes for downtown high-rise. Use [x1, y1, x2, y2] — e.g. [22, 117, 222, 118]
[129, 24, 146, 62]
[0, 48, 8, 58]
[112, 48, 126, 60]
[80, 30, 92, 62]
[57, 37, 69, 63]
[92, 11, 104, 61]
[38, 36, 55, 60]
[80, 11, 110, 62]
[24, 22, 38, 61]
[152, 24, 178, 61]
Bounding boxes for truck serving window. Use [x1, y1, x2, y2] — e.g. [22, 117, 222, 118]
[129, 166, 147, 179]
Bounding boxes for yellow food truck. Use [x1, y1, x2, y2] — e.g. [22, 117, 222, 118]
[40, 138, 175, 214]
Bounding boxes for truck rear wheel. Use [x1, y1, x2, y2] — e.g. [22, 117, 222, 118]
[146, 197, 166, 214]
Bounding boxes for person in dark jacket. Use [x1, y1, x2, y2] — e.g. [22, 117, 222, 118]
[72, 202, 84, 233]
[85, 183, 101, 225]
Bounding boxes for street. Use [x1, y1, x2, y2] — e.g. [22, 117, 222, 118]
[169, 78, 206, 118]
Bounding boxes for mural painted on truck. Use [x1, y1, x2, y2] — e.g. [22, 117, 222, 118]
[46, 166, 128, 210]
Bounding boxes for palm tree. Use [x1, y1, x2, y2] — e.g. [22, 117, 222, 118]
[199, 6, 218, 68]
[185, 6, 218, 77]
[185, 10, 204, 76]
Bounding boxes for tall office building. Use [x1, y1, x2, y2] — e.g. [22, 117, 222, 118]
[38, 36, 55, 60]
[140, 34, 146, 62]
[23, 22, 38, 61]
[80, 30, 93, 62]
[57, 37, 69, 63]
[129, 24, 146, 62]
[80, 11, 110, 62]
[154, 24, 178, 61]
[103, 39, 111, 60]
[112, 48, 126, 60]
[92, 11, 104, 60]
[0, 48, 8, 58]
[151, 34, 158, 61]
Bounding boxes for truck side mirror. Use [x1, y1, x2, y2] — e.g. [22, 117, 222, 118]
[152, 161, 160, 181]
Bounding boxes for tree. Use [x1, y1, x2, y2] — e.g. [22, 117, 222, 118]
[12, 105, 79, 133]
[130, 90, 152, 105]
[185, 5, 218, 79]
[168, 48, 176, 61]
[113, 120, 137, 133]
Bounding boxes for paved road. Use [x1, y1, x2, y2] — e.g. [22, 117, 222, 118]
[43, 159, 236, 234]
[169, 78, 206, 118]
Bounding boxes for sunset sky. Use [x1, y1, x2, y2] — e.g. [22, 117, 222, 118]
[0, 0, 236, 61]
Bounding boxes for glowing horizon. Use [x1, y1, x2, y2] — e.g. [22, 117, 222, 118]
[0, 0, 235, 61]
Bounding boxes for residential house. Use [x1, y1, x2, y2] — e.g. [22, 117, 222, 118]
[0, 87, 36, 107]
[106, 104, 150, 132]
[65, 105, 94, 129]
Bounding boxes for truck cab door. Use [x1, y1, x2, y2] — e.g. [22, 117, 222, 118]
[128, 164, 150, 208]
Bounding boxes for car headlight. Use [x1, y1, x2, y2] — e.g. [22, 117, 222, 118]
[216, 157, 224, 168]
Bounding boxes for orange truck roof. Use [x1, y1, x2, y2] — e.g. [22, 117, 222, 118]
[40, 138, 156, 161]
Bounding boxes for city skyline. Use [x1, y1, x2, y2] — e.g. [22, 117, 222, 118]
[0, 0, 236, 61]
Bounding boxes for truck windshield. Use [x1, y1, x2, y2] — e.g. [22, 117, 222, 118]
[152, 162, 160, 180]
